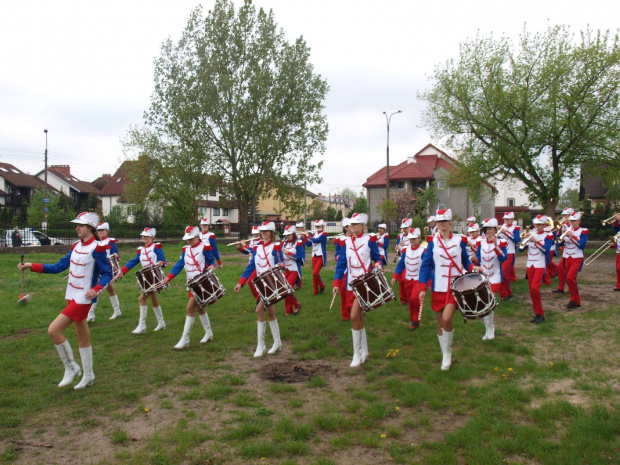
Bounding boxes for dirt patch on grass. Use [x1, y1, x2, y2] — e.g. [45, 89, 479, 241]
[0, 328, 34, 341]
[258, 360, 338, 383]
[530, 379, 591, 409]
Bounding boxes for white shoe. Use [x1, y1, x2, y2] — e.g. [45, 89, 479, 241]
[74, 346, 95, 389]
[174, 317, 194, 349]
[132, 306, 148, 334]
[482, 311, 495, 340]
[441, 329, 454, 371]
[86, 302, 97, 323]
[199, 313, 213, 343]
[254, 321, 266, 357]
[55, 341, 82, 388]
[267, 320, 282, 354]
[360, 328, 369, 363]
[109, 295, 122, 319]
[350, 329, 363, 367]
[152, 306, 166, 331]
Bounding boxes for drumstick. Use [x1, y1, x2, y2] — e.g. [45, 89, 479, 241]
[418, 300, 423, 324]
[329, 291, 338, 310]
[20, 255, 25, 293]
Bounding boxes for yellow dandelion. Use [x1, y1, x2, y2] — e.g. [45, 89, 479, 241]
[508, 367, 513, 372]
[395, 406, 400, 411]
[144, 408, 149, 412]
[549, 361, 554, 367]
[381, 434, 387, 438]
[261, 458, 266, 461]
[494, 367, 499, 372]
[395, 349, 400, 353]
[501, 374, 506, 378]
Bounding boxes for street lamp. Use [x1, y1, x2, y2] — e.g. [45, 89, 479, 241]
[43, 129, 48, 229]
[383, 110, 402, 206]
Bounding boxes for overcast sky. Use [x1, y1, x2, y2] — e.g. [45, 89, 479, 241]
[1, 0, 618, 196]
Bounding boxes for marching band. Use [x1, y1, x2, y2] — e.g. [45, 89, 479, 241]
[15, 205, 619, 387]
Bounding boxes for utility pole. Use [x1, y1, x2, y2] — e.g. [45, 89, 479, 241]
[383, 110, 402, 207]
[43, 129, 48, 230]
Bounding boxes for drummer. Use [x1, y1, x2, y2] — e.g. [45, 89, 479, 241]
[395, 218, 413, 304]
[162, 226, 216, 349]
[333, 213, 383, 367]
[418, 209, 483, 371]
[281, 225, 303, 315]
[114, 227, 167, 334]
[86, 222, 122, 322]
[391, 227, 426, 330]
[476, 218, 508, 340]
[377, 223, 390, 266]
[234, 221, 285, 357]
[237, 225, 261, 306]
[334, 218, 352, 321]
[200, 218, 223, 269]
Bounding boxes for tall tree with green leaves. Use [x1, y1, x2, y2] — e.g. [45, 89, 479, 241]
[420, 25, 620, 215]
[124, 0, 328, 231]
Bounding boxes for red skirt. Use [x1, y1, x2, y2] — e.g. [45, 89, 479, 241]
[430, 291, 457, 312]
[61, 300, 92, 322]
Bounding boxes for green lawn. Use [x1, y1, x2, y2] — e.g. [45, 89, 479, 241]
[0, 245, 618, 464]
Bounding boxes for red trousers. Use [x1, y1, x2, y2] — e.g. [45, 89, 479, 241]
[563, 257, 583, 305]
[248, 270, 259, 301]
[557, 256, 566, 291]
[544, 256, 558, 284]
[284, 270, 300, 314]
[526, 266, 545, 316]
[398, 269, 408, 304]
[339, 274, 351, 320]
[616, 254, 620, 289]
[500, 254, 515, 298]
[403, 279, 421, 323]
[312, 256, 325, 294]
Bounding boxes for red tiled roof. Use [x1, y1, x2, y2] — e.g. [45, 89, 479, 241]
[98, 161, 137, 196]
[46, 168, 99, 194]
[0, 162, 52, 189]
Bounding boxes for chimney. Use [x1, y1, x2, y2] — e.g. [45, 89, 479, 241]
[51, 165, 71, 176]
[407, 156, 415, 164]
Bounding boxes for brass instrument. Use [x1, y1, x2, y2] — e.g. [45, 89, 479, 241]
[601, 213, 619, 226]
[327, 234, 346, 241]
[555, 228, 572, 244]
[226, 237, 256, 247]
[584, 231, 620, 266]
[516, 226, 533, 250]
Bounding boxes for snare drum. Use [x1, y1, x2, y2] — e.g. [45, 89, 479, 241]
[450, 272, 497, 320]
[135, 264, 169, 295]
[349, 268, 395, 312]
[252, 267, 293, 307]
[188, 268, 226, 307]
[108, 256, 121, 277]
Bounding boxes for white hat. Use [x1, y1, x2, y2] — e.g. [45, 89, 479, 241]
[295, 222, 304, 228]
[251, 225, 260, 234]
[97, 221, 110, 231]
[426, 216, 436, 223]
[315, 219, 325, 227]
[282, 225, 296, 236]
[467, 223, 480, 233]
[182, 226, 200, 240]
[532, 214, 547, 225]
[140, 227, 157, 237]
[407, 227, 421, 239]
[481, 218, 498, 228]
[350, 213, 368, 224]
[568, 211, 581, 221]
[435, 209, 452, 221]
[377, 223, 387, 229]
[400, 218, 412, 228]
[342, 218, 351, 227]
[200, 217, 209, 225]
[502, 212, 515, 219]
[466, 216, 476, 223]
[70, 212, 99, 229]
[562, 207, 574, 215]
[259, 221, 276, 231]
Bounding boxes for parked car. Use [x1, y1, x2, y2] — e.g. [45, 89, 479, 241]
[4, 229, 69, 247]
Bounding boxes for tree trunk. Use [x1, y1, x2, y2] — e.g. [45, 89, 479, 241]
[237, 200, 250, 238]
[545, 200, 557, 218]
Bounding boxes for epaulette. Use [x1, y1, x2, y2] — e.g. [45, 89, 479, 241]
[95, 243, 111, 253]
[154, 243, 163, 249]
[273, 242, 283, 251]
[369, 234, 378, 242]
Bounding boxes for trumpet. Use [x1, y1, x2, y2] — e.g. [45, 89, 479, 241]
[601, 213, 619, 226]
[584, 231, 620, 266]
[555, 227, 574, 244]
[516, 226, 533, 250]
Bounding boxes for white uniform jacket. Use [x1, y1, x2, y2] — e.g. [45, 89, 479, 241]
[476, 239, 508, 285]
[333, 233, 382, 291]
[559, 227, 589, 260]
[499, 224, 521, 254]
[524, 231, 554, 269]
[418, 234, 474, 293]
[393, 244, 426, 281]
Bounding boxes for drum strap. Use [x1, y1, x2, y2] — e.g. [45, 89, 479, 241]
[350, 236, 368, 274]
[436, 235, 463, 274]
[187, 246, 202, 271]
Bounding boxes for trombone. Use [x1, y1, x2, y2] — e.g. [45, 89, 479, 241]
[584, 231, 620, 266]
[601, 213, 619, 226]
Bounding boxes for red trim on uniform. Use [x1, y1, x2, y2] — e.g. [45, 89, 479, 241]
[31, 263, 44, 273]
[167, 273, 175, 281]
[70, 241, 79, 251]
[369, 234, 377, 243]
[273, 242, 283, 251]
[217, 259, 222, 265]
[333, 279, 341, 288]
[92, 284, 103, 293]
[94, 244, 111, 253]
[154, 243, 163, 249]
[238, 277, 247, 286]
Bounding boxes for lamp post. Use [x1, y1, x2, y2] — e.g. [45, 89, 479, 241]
[382, 110, 402, 209]
[43, 129, 48, 230]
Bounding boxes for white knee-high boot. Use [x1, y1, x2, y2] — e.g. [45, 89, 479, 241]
[199, 313, 213, 343]
[132, 306, 148, 334]
[441, 329, 454, 371]
[74, 346, 95, 390]
[350, 329, 363, 367]
[109, 295, 122, 319]
[87, 302, 97, 323]
[254, 321, 266, 357]
[174, 316, 194, 349]
[267, 319, 282, 354]
[152, 306, 166, 331]
[360, 327, 369, 363]
[55, 340, 82, 388]
[482, 311, 495, 340]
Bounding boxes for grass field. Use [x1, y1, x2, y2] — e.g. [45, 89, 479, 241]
[1, 244, 619, 464]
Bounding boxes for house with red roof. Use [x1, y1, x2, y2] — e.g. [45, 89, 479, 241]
[363, 144, 496, 226]
[0, 162, 56, 217]
[35, 165, 98, 211]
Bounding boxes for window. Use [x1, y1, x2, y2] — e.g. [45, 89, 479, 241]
[508, 198, 515, 207]
[437, 204, 446, 211]
[213, 208, 220, 216]
[397, 182, 405, 190]
[116, 178, 122, 183]
[209, 189, 217, 197]
[437, 180, 446, 190]
[223, 208, 229, 216]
